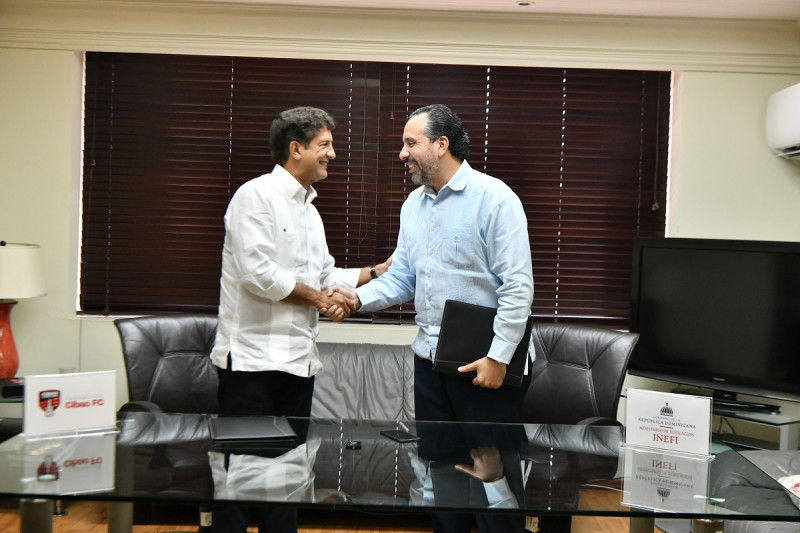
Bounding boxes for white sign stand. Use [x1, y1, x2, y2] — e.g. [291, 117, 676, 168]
[622, 388, 716, 516]
[22, 371, 117, 438]
[21, 432, 116, 495]
[625, 388, 712, 455]
[621, 445, 715, 513]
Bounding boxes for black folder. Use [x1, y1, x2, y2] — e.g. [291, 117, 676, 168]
[433, 300, 533, 388]
[209, 415, 297, 444]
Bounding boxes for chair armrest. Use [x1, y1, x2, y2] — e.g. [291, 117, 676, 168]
[117, 412, 211, 445]
[578, 416, 622, 426]
[119, 400, 164, 413]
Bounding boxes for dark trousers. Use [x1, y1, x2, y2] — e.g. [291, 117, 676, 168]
[212, 362, 315, 533]
[414, 355, 529, 533]
[216, 364, 315, 417]
[414, 355, 530, 423]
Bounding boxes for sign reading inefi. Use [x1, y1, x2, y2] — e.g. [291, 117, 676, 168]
[625, 388, 712, 456]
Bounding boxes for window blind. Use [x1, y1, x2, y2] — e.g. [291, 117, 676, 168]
[81, 53, 669, 326]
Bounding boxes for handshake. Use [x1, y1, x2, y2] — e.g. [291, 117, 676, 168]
[317, 256, 391, 322]
[318, 285, 360, 322]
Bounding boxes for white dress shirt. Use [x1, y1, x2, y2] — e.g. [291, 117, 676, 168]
[210, 164, 359, 377]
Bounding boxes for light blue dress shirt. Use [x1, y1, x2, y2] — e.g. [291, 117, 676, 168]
[356, 161, 534, 365]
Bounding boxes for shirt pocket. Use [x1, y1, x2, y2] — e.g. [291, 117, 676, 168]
[441, 228, 477, 268]
[277, 227, 306, 269]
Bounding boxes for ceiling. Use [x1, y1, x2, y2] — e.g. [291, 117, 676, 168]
[206, 0, 800, 22]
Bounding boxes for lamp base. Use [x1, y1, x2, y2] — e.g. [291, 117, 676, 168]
[0, 301, 20, 378]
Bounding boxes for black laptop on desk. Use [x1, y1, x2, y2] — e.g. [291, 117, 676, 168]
[209, 415, 298, 446]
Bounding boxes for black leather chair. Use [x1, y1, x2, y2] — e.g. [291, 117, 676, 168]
[708, 449, 800, 533]
[115, 314, 220, 414]
[523, 323, 638, 425]
[114, 313, 220, 531]
[521, 323, 638, 532]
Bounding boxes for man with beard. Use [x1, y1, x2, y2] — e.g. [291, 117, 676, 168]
[334, 104, 534, 533]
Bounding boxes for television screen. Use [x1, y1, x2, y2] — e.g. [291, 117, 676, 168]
[629, 237, 800, 406]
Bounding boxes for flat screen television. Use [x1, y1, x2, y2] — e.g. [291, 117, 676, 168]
[629, 237, 800, 412]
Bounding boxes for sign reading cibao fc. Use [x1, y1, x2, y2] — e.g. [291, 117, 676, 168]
[23, 371, 116, 437]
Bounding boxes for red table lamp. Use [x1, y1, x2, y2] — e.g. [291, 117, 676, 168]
[0, 242, 46, 378]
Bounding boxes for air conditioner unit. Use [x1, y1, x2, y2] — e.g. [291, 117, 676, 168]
[766, 82, 800, 163]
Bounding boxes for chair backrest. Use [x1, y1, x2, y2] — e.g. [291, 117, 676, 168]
[522, 323, 638, 425]
[114, 314, 220, 414]
[313, 342, 415, 420]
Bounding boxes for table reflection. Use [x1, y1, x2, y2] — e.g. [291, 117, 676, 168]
[20, 432, 116, 496]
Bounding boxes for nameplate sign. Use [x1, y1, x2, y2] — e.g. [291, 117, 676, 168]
[23, 371, 116, 437]
[621, 445, 713, 513]
[625, 389, 712, 455]
[22, 432, 116, 495]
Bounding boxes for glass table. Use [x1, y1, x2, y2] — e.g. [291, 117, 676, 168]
[0, 412, 798, 532]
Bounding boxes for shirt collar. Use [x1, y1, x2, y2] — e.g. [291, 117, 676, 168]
[272, 164, 318, 204]
[442, 160, 472, 192]
[415, 160, 473, 198]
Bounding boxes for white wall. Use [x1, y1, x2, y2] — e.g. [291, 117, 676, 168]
[0, 48, 84, 375]
[669, 71, 800, 239]
[1, 0, 799, 413]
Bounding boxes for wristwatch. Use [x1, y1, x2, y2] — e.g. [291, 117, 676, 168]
[370, 265, 378, 279]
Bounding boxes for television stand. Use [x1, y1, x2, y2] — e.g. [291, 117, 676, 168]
[670, 388, 799, 450]
[718, 433, 779, 450]
[711, 410, 800, 451]
[671, 387, 781, 414]
[712, 398, 780, 413]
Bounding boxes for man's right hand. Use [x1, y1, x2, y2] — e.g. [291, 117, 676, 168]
[318, 289, 357, 322]
[454, 446, 504, 482]
[326, 285, 360, 311]
[283, 283, 356, 322]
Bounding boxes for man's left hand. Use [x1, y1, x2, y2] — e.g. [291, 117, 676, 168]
[458, 357, 506, 389]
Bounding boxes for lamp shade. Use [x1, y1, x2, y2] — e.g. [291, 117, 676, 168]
[0, 242, 47, 300]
